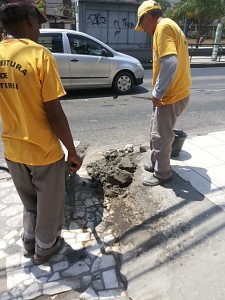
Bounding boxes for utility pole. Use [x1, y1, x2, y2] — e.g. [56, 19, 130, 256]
[183, 17, 189, 37]
[71, 0, 78, 30]
[211, 22, 223, 61]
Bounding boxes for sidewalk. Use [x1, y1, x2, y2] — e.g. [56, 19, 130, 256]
[1, 131, 225, 299]
[0, 162, 128, 300]
[189, 56, 225, 68]
[171, 130, 225, 211]
[120, 130, 225, 300]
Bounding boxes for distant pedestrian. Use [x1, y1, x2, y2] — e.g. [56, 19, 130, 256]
[0, 0, 82, 264]
[135, 0, 191, 186]
[196, 36, 204, 48]
[199, 36, 204, 44]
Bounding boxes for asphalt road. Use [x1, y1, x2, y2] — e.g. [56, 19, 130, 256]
[0, 67, 224, 156]
[61, 67, 225, 152]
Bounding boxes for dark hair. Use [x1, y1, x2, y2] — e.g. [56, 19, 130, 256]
[0, 4, 37, 29]
[148, 8, 163, 18]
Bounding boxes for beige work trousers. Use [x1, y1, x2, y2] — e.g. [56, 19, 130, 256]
[150, 96, 190, 179]
[6, 157, 65, 256]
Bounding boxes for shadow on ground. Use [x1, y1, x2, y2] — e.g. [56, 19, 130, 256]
[106, 151, 225, 300]
[62, 86, 149, 101]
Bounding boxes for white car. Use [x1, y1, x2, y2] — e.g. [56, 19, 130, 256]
[39, 29, 144, 94]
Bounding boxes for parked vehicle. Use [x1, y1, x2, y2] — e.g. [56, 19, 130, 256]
[38, 29, 144, 94]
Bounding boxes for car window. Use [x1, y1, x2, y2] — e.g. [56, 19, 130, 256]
[38, 33, 63, 53]
[67, 34, 103, 56]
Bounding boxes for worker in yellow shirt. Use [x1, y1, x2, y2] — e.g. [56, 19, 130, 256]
[135, 0, 191, 186]
[0, 0, 82, 264]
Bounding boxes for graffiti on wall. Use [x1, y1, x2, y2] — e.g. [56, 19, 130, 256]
[86, 11, 136, 40]
[114, 18, 135, 36]
[88, 13, 107, 26]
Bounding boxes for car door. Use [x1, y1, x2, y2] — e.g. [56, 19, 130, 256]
[66, 33, 110, 88]
[38, 32, 71, 88]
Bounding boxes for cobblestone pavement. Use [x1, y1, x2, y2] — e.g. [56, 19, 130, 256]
[0, 158, 128, 300]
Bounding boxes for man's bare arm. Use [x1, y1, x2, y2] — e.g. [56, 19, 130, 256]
[44, 99, 82, 173]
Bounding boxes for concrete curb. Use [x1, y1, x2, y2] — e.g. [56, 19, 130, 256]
[190, 62, 225, 68]
[142, 61, 225, 69]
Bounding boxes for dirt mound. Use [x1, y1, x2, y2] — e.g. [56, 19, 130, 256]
[86, 149, 137, 197]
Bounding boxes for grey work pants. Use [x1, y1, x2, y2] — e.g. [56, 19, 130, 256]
[150, 96, 190, 179]
[6, 157, 65, 256]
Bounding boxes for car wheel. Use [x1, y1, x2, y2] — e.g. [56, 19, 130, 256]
[113, 71, 134, 94]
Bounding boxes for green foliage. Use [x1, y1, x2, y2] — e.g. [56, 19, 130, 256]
[157, 0, 171, 12]
[168, 0, 225, 22]
[188, 31, 198, 39]
[167, 0, 225, 39]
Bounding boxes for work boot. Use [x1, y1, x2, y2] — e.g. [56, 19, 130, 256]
[142, 174, 172, 186]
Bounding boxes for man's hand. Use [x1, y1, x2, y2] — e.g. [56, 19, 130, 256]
[68, 153, 82, 174]
[151, 96, 165, 107]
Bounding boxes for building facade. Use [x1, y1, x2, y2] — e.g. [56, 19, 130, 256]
[43, 0, 184, 61]
[44, 0, 181, 29]
[45, 0, 75, 29]
[44, 0, 152, 62]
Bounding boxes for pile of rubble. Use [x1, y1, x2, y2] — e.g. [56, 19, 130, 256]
[86, 148, 137, 197]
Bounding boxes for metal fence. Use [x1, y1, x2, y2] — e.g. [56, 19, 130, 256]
[189, 43, 225, 62]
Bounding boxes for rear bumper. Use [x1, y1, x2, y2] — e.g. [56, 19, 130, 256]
[134, 78, 144, 86]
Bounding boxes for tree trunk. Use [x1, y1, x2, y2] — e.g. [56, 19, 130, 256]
[211, 23, 223, 61]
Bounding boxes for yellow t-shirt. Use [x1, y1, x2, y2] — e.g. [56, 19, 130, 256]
[152, 18, 191, 104]
[0, 38, 66, 165]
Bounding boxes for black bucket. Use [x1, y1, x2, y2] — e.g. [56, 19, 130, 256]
[171, 129, 187, 157]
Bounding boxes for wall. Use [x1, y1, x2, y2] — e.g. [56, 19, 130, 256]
[45, 0, 74, 28]
[46, 0, 64, 17]
[76, 0, 152, 62]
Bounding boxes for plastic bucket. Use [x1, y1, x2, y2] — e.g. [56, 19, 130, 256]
[171, 129, 187, 157]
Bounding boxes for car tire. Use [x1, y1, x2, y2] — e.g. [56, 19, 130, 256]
[113, 71, 134, 94]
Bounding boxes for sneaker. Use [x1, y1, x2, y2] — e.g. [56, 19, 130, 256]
[143, 162, 154, 173]
[142, 174, 172, 186]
